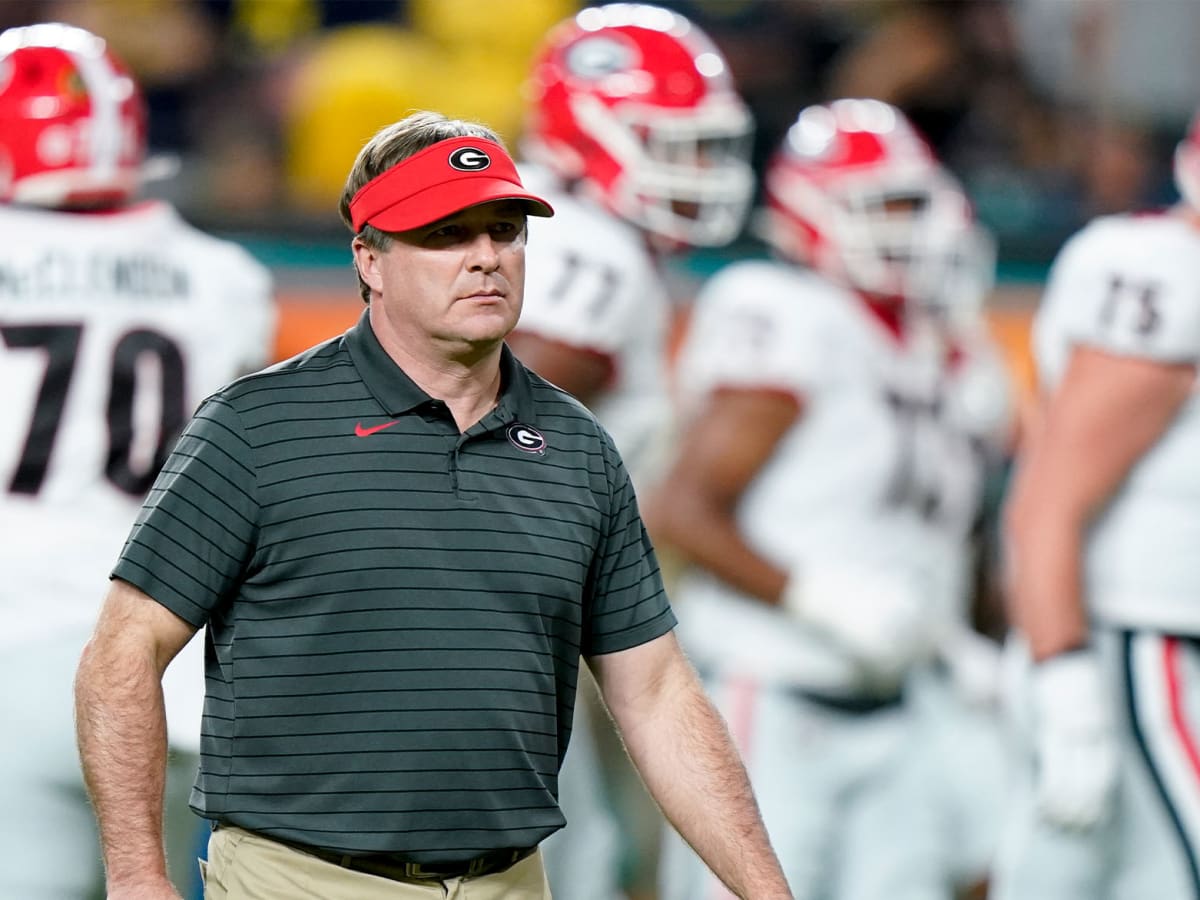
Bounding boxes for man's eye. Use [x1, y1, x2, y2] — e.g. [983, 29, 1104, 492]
[490, 221, 524, 241]
[431, 225, 464, 240]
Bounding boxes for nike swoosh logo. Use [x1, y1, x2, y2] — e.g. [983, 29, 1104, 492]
[354, 420, 400, 437]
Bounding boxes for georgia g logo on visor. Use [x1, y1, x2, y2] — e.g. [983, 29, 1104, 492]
[507, 424, 547, 454]
[448, 147, 492, 171]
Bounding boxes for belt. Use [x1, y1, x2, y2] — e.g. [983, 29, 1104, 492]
[692, 664, 904, 716]
[790, 687, 904, 715]
[278, 837, 536, 882]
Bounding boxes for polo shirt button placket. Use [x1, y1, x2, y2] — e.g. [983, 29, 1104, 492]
[451, 436, 475, 501]
[450, 449, 459, 495]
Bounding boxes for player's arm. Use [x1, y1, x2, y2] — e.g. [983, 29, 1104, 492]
[646, 382, 931, 680]
[75, 578, 196, 900]
[1005, 345, 1194, 661]
[505, 330, 613, 406]
[643, 386, 801, 605]
[1005, 344, 1193, 829]
[588, 632, 792, 900]
[511, 227, 643, 404]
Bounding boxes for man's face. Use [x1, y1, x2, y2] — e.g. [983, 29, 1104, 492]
[354, 200, 528, 353]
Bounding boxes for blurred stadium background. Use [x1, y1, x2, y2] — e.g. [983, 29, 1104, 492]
[5, 3, 1196, 898]
[7, 0, 1197, 407]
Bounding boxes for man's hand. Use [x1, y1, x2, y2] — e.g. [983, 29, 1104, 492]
[1032, 649, 1120, 829]
[782, 564, 933, 685]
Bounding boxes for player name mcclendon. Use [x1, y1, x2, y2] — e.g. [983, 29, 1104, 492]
[0, 249, 190, 300]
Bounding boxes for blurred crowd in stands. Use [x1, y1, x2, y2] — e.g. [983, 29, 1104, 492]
[3, 0, 1196, 268]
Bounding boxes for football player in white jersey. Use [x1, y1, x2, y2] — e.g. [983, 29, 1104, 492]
[646, 98, 1012, 900]
[505, 6, 755, 900]
[0, 24, 275, 899]
[993, 111, 1200, 900]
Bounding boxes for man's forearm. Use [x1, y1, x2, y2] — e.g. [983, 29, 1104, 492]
[1008, 506, 1091, 662]
[75, 634, 175, 894]
[615, 657, 791, 899]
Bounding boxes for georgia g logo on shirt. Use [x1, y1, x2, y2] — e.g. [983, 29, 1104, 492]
[507, 424, 547, 454]
[449, 147, 491, 171]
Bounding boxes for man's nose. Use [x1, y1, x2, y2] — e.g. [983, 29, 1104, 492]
[466, 231, 502, 272]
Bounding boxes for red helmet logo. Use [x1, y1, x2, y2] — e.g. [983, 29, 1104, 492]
[563, 35, 638, 79]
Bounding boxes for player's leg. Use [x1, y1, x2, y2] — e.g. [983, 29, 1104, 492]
[907, 663, 1010, 897]
[832, 701, 949, 900]
[988, 758, 1116, 900]
[1112, 630, 1200, 900]
[990, 632, 1117, 900]
[542, 671, 625, 900]
[991, 626, 1200, 900]
[165, 748, 207, 900]
[162, 630, 211, 899]
[0, 631, 104, 899]
[591, 701, 660, 900]
[658, 671, 843, 900]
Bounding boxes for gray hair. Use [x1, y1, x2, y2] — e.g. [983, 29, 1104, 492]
[339, 111, 506, 303]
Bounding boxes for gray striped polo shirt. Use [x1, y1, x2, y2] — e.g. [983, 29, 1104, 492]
[112, 310, 675, 861]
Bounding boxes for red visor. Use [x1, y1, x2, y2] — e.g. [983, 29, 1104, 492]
[348, 136, 554, 233]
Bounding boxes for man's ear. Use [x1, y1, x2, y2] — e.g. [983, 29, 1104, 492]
[351, 239, 385, 294]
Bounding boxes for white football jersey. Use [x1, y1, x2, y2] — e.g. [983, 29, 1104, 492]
[0, 201, 275, 746]
[930, 320, 1015, 628]
[672, 260, 995, 692]
[1033, 212, 1200, 632]
[516, 165, 672, 483]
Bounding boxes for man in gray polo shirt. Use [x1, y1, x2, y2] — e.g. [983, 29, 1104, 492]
[74, 111, 792, 900]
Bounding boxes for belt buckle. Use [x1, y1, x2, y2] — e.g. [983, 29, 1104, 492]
[403, 860, 442, 880]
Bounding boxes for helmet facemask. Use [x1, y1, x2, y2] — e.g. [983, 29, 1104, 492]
[593, 97, 754, 246]
[831, 176, 991, 313]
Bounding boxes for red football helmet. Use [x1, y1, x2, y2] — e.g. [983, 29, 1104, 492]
[761, 99, 993, 318]
[0, 22, 147, 208]
[523, 3, 754, 247]
[1175, 111, 1200, 211]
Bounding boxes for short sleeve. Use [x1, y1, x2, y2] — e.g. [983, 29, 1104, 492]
[583, 436, 676, 656]
[1045, 217, 1200, 363]
[677, 261, 833, 401]
[520, 213, 662, 356]
[112, 394, 260, 625]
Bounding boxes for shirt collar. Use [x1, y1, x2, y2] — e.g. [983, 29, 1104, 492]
[345, 308, 539, 424]
[494, 343, 538, 425]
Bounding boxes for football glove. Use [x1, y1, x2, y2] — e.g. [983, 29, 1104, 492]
[782, 563, 933, 686]
[1032, 648, 1119, 830]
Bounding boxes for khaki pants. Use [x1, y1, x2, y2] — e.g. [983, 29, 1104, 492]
[202, 827, 552, 899]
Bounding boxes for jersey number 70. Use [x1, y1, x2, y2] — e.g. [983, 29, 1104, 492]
[3, 322, 186, 497]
